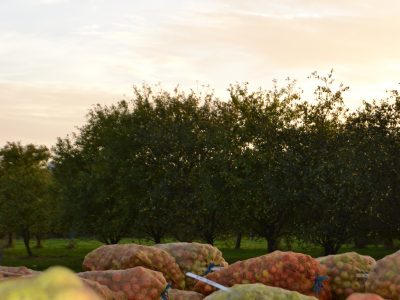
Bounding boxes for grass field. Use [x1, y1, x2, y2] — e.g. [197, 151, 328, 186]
[1, 238, 398, 272]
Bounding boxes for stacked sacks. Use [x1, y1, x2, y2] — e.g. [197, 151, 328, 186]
[82, 244, 185, 289]
[154, 242, 228, 289]
[317, 252, 376, 299]
[365, 250, 400, 299]
[0, 266, 100, 300]
[78, 266, 169, 300]
[346, 294, 384, 300]
[203, 283, 318, 300]
[168, 289, 205, 300]
[194, 251, 331, 300]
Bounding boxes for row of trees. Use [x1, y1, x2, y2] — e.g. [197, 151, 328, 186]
[1, 71, 400, 256]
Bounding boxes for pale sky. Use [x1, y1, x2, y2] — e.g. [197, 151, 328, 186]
[1, 0, 400, 147]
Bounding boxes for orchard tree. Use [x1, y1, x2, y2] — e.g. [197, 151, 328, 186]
[295, 71, 358, 255]
[0, 142, 53, 256]
[129, 86, 233, 244]
[347, 92, 400, 247]
[53, 100, 142, 244]
[228, 80, 303, 252]
[130, 87, 202, 243]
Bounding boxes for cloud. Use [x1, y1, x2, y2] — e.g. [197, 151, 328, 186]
[0, 81, 122, 147]
[139, 0, 400, 100]
[1, 0, 400, 146]
[34, 0, 69, 4]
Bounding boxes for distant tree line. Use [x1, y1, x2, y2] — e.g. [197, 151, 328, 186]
[1, 71, 400, 256]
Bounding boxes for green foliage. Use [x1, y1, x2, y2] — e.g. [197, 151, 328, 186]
[226, 80, 304, 252]
[347, 90, 400, 243]
[45, 73, 400, 251]
[53, 101, 139, 244]
[294, 71, 356, 254]
[0, 142, 54, 256]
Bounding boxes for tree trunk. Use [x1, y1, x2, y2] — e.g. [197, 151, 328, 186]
[203, 211, 216, 245]
[235, 232, 242, 249]
[147, 226, 163, 244]
[22, 229, 33, 257]
[323, 241, 341, 255]
[99, 236, 120, 245]
[35, 234, 43, 248]
[203, 231, 214, 245]
[5, 232, 13, 248]
[109, 237, 120, 244]
[267, 237, 278, 253]
[205, 236, 214, 245]
[354, 237, 368, 248]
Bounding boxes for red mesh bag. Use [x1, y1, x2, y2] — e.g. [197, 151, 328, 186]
[154, 242, 228, 289]
[78, 267, 169, 300]
[81, 278, 126, 300]
[82, 244, 185, 289]
[0, 266, 39, 279]
[194, 251, 331, 300]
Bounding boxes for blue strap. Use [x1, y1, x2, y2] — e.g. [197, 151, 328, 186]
[203, 262, 219, 276]
[313, 275, 328, 295]
[160, 283, 172, 300]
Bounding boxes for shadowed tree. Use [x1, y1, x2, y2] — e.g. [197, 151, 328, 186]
[0, 142, 52, 256]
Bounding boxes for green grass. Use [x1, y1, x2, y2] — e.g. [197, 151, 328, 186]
[2, 239, 102, 272]
[1, 238, 398, 272]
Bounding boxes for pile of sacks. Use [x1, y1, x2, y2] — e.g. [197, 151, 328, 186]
[82, 244, 186, 289]
[5, 242, 400, 300]
[154, 242, 229, 289]
[82, 242, 228, 292]
[194, 251, 331, 300]
[0, 242, 228, 300]
[0, 247, 334, 300]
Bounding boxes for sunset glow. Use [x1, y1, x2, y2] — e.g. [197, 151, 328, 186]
[1, 0, 399, 146]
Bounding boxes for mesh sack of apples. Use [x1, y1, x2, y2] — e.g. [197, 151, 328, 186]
[346, 293, 385, 300]
[0, 265, 39, 280]
[81, 278, 126, 300]
[203, 283, 318, 300]
[194, 251, 331, 300]
[82, 244, 185, 289]
[0, 266, 100, 300]
[154, 242, 228, 289]
[365, 250, 400, 299]
[317, 252, 376, 299]
[78, 266, 170, 300]
[168, 288, 205, 300]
